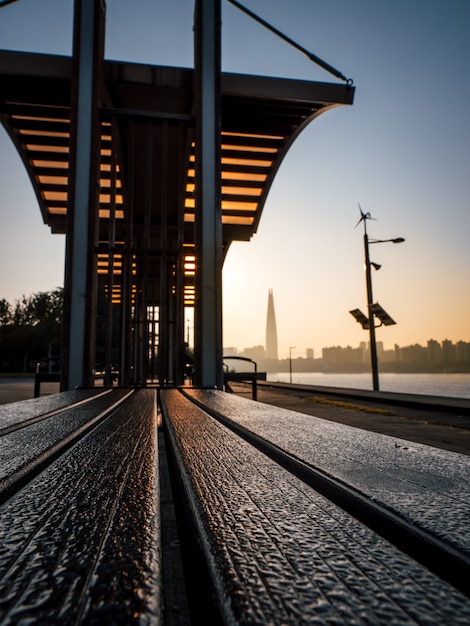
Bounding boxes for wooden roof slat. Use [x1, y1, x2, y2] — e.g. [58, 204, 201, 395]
[34, 166, 70, 176]
[19, 133, 70, 148]
[0, 49, 354, 265]
[40, 183, 68, 193]
[7, 118, 70, 133]
[27, 150, 69, 162]
[221, 193, 262, 203]
[219, 178, 265, 189]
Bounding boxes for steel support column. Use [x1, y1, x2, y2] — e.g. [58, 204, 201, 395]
[174, 124, 187, 387]
[119, 119, 135, 387]
[63, 0, 105, 389]
[104, 115, 118, 387]
[194, 0, 223, 389]
[158, 122, 170, 386]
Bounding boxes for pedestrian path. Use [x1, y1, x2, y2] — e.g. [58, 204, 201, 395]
[230, 381, 470, 455]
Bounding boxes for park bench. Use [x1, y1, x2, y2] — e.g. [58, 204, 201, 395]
[33, 371, 61, 398]
[223, 356, 266, 400]
[0, 387, 162, 624]
[2, 384, 470, 624]
[160, 387, 470, 625]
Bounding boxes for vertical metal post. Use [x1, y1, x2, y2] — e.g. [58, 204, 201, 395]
[289, 346, 295, 384]
[175, 124, 187, 386]
[159, 122, 169, 386]
[63, 0, 105, 389]
[104, 116, 117, 387]
[364, 232, 380, 391]
[119, 119, 135, 387]
[138, 119, 153, 386]
[194, 0, 223, 389]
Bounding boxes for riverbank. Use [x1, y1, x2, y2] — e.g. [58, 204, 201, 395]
[259, 380, 470, 415]
[230, 381, 470, 456]
[266, 371, 470, 399]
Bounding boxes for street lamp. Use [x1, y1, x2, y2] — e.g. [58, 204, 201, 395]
[289, 346, 296, 384]
[350, 206, 404, 391]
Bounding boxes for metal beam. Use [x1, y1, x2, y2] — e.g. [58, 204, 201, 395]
[194, 0, 223, 389]
[63, 0, 105, 389]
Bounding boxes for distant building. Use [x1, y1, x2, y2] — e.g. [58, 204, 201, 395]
[223, 347, 238, 357]
[442, 339, 456, 364]
[306, 348, 314, 360]
[456, 341, 470, 363]
[243, 345, 266, 361]
[265, 289, 278, 360]
[427, 339, 441, 364]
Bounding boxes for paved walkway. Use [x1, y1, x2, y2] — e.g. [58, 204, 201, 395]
[0, 378, 59, 405]
[230, 381, 470, 456]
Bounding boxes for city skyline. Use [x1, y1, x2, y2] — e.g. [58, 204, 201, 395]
[0, 1, 469, 360]
[227, 288, 470, 361]
[225, 337, 470, 361]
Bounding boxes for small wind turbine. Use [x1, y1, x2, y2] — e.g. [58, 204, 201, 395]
[355, 203, 376, 231]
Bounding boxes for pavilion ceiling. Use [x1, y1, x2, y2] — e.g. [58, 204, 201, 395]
[0, 50, 354, 306]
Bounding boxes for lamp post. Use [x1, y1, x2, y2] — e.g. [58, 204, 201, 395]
[363, 229, 379, 390]
[289, 346, 296, 384]
[354, 207, 404, 391]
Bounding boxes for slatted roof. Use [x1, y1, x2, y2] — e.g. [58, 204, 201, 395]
[0, 50, 354, 307]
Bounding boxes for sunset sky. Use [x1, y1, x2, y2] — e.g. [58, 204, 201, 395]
[0, 0, 469, 359]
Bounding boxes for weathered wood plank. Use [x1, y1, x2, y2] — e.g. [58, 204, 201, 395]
[161, 389, 470, 625]
[186, 388, 470, 562]
[0, 388, 134, 502]
[0, 389, 161, 625]
[0, 388, 106, 433]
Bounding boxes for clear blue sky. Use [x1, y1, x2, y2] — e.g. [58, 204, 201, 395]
[0, 0, 469, 358]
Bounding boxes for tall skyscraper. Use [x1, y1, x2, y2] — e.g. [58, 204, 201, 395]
[265, 289, 278, 360]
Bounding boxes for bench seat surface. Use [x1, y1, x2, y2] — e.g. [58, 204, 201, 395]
[0, 389, 134, 497]
[0, 388, 106, 432]
[0, 389, 161, 625]
[161, 389, 470, 625]
[187, 388, 470, 560]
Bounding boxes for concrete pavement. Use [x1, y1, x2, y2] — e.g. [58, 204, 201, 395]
[0, 377, 59, 405]
[230, 381, 470, 456]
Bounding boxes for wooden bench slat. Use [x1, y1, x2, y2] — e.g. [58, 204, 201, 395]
[161, 389, 470, 625]
[0, 389, 162, 625]
[187, 388, 470, 561]
[0, 389, 134, 502]
[0, 388, 107, 433]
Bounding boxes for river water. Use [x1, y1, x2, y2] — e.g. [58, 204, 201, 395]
[267, 372, 470, 399]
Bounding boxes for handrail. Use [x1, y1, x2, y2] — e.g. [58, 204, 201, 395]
[223, 356, 258, 372]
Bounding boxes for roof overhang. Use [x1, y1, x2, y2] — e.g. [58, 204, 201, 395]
[0, 49, 354, 245]
[0, 50, 354, 307]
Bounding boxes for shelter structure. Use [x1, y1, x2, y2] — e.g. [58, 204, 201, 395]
[0, 0, 354, 390]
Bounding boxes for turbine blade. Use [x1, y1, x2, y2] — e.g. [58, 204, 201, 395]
[355, 203, 375, 227]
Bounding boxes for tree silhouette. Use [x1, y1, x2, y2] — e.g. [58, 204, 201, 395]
[0, 288, 63, 373]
